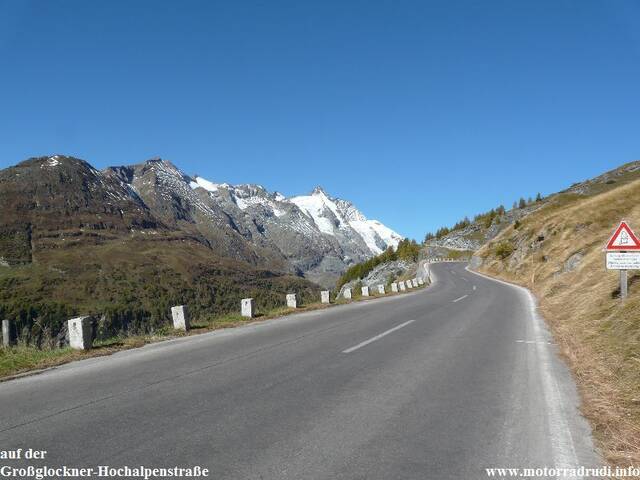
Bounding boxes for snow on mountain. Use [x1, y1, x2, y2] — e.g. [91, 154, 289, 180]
[190, 174, 404, 257]
[190, 176, 219, 192]
[289, 189, 339, 236]
[289, 187, 403, 254]
[114, 162, 404, 287]
[189, 175, 404, 257]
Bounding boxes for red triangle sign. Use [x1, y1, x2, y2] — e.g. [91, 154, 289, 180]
[605, 221, 640, 251]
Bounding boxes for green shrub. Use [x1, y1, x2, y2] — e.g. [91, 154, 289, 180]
[495, 241, 514, 259]
[335, 239, 421, 292]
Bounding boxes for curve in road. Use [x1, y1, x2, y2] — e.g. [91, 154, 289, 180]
[0, 263, 600, 479]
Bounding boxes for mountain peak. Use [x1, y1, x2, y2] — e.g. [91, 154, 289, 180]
[311, 186, 327, 196]
[144, 157, 177, 168]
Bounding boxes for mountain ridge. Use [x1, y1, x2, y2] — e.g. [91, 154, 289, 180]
[105, 156, 402, 286]
[1, 155, 403, 287]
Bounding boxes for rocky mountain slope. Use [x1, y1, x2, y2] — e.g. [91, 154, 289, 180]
[105, 158, 402, 286]
[0, 155, 402, 287]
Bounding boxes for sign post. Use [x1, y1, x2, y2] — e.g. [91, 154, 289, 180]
[604, 221, 640, 299]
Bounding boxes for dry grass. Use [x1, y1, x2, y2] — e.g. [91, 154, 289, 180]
[477, 179, 640, 467]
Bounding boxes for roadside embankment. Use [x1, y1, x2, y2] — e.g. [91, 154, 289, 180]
[474, 178, 640, 467]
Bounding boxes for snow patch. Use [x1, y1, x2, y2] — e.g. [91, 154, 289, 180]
[42, 156, 60, 168]
[234, 193, 287, 217]
[288, 188, 403, 252]
[191, 176, 219, 192]
[289, 192, 338, 235]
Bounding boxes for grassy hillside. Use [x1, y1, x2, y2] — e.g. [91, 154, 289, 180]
[0, 232, 319, 348]
[475, 177, 640, 466]
[425, 161, 640, 258]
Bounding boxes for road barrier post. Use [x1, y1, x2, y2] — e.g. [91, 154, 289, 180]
[171, 305, 190, 331]
[2, 319, 16, 347]
[321, 291, 330, 304]
[361, 286, 369, 297]
[391, 282, 398, 293]
[68, 316, 93, 350]
[377, 284, 385, 295]
[241, 298, 253, 318]
[286, 294, 297, 308]
[343, 288, 352, 300]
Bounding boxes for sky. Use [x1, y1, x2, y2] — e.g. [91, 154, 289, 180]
[1, 0, 639, 240]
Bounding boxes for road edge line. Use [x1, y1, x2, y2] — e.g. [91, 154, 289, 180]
[465, 265, 585, 475]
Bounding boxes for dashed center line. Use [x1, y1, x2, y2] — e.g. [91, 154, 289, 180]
[342, 320, 415, 354]
[452, 295, 468, 303]
[473, 285, 477, 290]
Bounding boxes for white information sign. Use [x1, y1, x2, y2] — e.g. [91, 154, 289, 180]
[606, 251, 640, 270]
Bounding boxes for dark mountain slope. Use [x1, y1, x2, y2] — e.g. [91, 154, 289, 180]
[0, 156, 318, 346]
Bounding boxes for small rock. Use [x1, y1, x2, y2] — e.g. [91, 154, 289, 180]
[563, 252, 583, 273]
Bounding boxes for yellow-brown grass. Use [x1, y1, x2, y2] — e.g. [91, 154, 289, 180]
[477, 179, 640, 467]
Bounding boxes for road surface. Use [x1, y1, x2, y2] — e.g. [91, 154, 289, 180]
[0, 263, 599, 479]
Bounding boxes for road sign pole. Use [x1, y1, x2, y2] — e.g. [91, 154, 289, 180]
[605, 221, 640, 300]
[620, 269, 628, 299]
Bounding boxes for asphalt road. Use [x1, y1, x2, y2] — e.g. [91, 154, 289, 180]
[0, 263, 600, 479]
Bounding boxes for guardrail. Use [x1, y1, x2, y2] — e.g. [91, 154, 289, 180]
[2, 261, 440, 351]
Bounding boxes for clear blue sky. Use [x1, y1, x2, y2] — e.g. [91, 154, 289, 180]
[1, 1, 639, 240]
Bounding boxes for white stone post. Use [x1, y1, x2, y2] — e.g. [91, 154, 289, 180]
[68, 316, 92, 350]
[343, 288, 352, 300]
[286, 293, 297, 308]
[406, 280, 413, 289]
[2, 319, 15, 347]
[321, 291, 330, 304]
[399, 281, 406, 291]
[377, 284, 385, 295]
[241, 298, 253, 318]
[391, 282, 398, 293]
[412, 279, 419, 288]
[171, 305, 190, 331]
[361, 286, 369, 297]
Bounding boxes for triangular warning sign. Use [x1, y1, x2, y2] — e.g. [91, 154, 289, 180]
[605, 221, 640, 251]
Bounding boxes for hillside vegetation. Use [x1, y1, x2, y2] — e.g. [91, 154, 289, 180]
[0, 233, 319, 348]
[335, 239, 421, 291]
[475, 175, 640, 466]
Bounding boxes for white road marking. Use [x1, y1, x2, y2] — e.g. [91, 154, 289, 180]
[516, 340, 553, 345]
[461, 277, 469, 282]
[452, 295, 468, 303]
[342, 320, 415, 354]
[472, 285, 477, 290]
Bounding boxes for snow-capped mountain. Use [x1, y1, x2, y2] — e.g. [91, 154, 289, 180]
[106, 159, 403, 287]
[289, 187, 402, 254]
